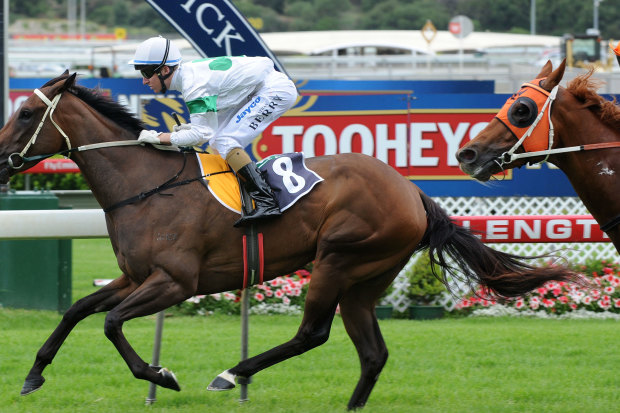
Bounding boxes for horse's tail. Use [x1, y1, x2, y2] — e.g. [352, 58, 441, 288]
[415, 191, 586, 298]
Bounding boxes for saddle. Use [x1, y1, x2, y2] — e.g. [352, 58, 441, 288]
[195, 152, 323, 214]
[196, 152, 323, 287]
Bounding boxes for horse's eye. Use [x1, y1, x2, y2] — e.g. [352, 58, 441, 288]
[18, 109, 33, 121]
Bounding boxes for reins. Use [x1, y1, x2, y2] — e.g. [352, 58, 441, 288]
[103, 152, 232, 213]
[7, 88, 176, 169]
[6, 87, 233, 213]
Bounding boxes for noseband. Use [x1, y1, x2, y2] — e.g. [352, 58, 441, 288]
[8, 89, 71, 169]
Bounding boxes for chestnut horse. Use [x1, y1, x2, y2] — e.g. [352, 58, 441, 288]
[0, 73, 582, 410]
[457, 60, 620, 254]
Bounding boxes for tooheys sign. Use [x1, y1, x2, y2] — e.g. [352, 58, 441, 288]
[144, 0, 286, 73]
[252, 100, 495, 179]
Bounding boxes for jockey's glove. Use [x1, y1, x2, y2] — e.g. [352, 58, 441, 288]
[173, 123, 192, 132]
[138, 130, 162, 144]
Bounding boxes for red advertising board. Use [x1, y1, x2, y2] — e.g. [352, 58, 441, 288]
[23, 158, 80, 174]
[454, 215, 609, 243]
[252, 111, 503, 180]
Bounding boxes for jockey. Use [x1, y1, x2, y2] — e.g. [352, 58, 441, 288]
[130, 36, 298, 227]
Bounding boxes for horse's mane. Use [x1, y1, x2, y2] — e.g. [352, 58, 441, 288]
[43, 73, 145, 136]
[566, 69, 620, 129]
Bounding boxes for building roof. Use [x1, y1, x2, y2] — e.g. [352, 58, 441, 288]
[259, 30, 561, 56]
[94, 30, 561, 58]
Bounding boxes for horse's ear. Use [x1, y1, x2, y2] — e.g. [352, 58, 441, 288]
[61, 73, 78, 91]
[62, 69, 69, 76]
[536, 60, 553, 78]
[540, 59, 566, 91]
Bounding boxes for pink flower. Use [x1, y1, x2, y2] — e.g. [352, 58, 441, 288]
[558, 296, 569, 304]
[542, 299, 555, 308]
[537, 287, 548, 295]
[605, 286, 615, 294]
[583, 296, 592, 305]
[254, 292, 265, 302]
[591, 290, 601, 300]
[275, 290, 284, 298]
[614, 299, 620, 308]
[599, 299, 611, 310]
[604, 267, 614, 275]
[515, 299, 525, 309]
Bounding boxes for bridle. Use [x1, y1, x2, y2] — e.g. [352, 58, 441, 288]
[496, 80, 620, 234]
[6, 88, 171, 170]
[497, 82, 620, 167]
[8, 89, 71, 169]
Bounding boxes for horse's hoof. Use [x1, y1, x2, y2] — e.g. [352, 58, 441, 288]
[21, 376, 45, 396]
[207, 370, 236, 391]
[158, 368, 181, 391]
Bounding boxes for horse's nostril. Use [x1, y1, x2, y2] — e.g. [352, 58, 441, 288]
[457, 148, 477, 164]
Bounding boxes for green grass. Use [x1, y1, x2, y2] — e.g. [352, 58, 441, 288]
[3, 314, 620, 412]
[71, 238, 119, 300]
[2, 240, 620, 412]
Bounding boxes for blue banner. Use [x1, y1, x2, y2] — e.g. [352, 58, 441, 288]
[144, 0, 288, 75]
[10, 77, 602, 197]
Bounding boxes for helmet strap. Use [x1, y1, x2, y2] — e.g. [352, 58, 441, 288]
[156, 69, 174, 94]
[154, 38, 171, 93]
[154, 38, 170, 74]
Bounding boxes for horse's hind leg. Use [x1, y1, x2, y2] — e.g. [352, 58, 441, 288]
[22, 275, 137, 396]
[339, 281, 391, 410]
[208, 264, 342, 390]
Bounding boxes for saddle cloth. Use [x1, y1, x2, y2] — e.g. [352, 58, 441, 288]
[196, 152, 323, 214]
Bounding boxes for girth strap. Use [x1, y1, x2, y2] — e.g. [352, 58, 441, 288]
[600, 214, 620, 234]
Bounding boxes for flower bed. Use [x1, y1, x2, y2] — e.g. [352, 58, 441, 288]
[177, 269, 311, 316]
[456, 260, 620, 318]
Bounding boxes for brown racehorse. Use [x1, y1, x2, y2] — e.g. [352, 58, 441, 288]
[0, 73, 583, 410]
[457, 60, 620, 254]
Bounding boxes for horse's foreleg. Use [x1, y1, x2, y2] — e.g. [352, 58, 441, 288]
[339, 286, 389, 410]
[22, 275, 136, 396]
[208, 270, 342, 391]
[103, 269, 193, 391]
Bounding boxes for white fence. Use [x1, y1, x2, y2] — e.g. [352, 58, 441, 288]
[384, 197, 618, 312]
[1, 196, 616, 313]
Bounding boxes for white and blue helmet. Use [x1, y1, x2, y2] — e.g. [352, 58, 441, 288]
[128, 36, 182, 67]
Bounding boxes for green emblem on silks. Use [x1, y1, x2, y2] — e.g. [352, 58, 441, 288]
[256, 154, 281, 169]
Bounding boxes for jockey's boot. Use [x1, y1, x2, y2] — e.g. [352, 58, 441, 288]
[234, 162, 281, 227]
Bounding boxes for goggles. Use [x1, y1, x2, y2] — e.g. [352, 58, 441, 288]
[139, 66, 158, 79]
